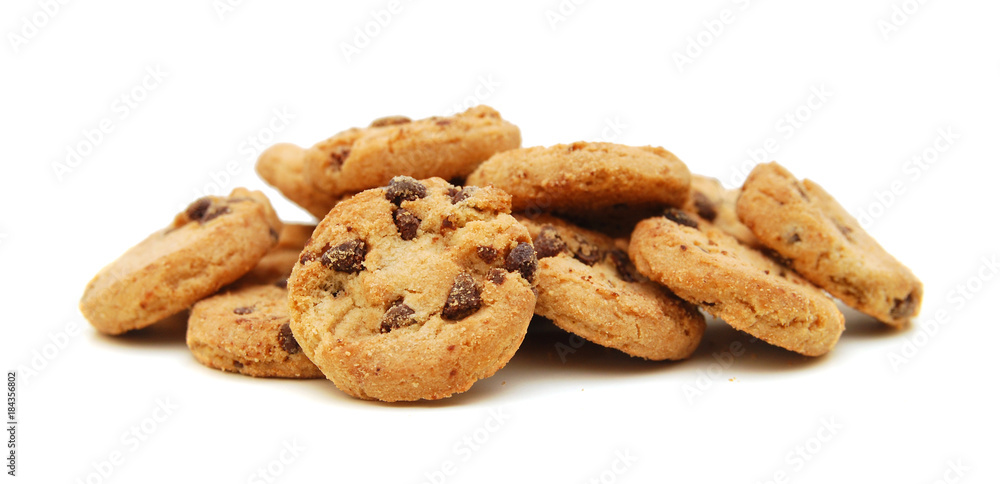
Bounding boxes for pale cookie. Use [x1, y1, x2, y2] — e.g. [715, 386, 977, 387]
[466, 142, 691, 215]
[257, 143, 348, 219]
[736, 162, 923, 326]
[80, 188, 282, 335]
[516, 214, 705, 360]
[684, 174, 760, 247]
[629, 209, 845, 356]
[288, 176, 537, 402]
[187, 284, 323, 378]
[303, 105, 521, 197]
[233, 223, 316, 288]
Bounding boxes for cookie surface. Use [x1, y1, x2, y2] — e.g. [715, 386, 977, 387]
[233, 223, 316, 288]
[685, 174, 760, 247]
[288, 176, 537, 401]
[80, 188, 282, 335]
[303, 105, 521, 197]
[187, 284, 323, 378]
[736, 162, 923, 326]
[256, 143, 347, 219]
[629, 209, 845, 356]
[466, 142, 691, 215]
[516, 214, 705, 360]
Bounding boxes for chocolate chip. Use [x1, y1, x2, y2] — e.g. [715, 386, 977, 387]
[504, 242, 538, 282]
[369, 115, 411, 128]
[379, 300, 417, 333]
[534, 225, 566, 259]
[321, 239, 368, 273]
[385, 176, 427, 205]
[278, 323, 300, 354]
[299, 252, 316, 264]
[441, 217, 456, 230]
[663, 208, 699, 229]
[185, 198, 211, 221]
[789, 233, 802, 244]
[891, 293, 917, 319]
[393, 208, 420, 240]
[449, 186, 476, 204]
[477, 246, 498, 264]
[572, 236, 602, 266]
[329, 145, 351, 169]
[680, 245, 688, 251]
[487, 268, 506, 285]
[233, 306, 254, 315]
[692, 192, 718, 222]
[232, 360, 244, 369]
[609, 249, 637, 283]
[442, 272, 482, 320]
[274, 279, 288, 289]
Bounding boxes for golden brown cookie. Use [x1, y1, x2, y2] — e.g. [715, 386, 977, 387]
[629, 209, 845, 356]
[256, 143, 347, 219]
[685, 174, 760, 247]
[465, 142, 691, 216]
[736, 162, 923, 326]
[288, 176, 537, 402]
[232, 223, 316, 288]
[303, 105, 520, 197]
[187, 284, 322, 378]
[516, 214, 705, 360]
[80, 188, 282, 335]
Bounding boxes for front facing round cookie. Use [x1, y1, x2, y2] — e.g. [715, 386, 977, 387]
[288, 177, 537, 402]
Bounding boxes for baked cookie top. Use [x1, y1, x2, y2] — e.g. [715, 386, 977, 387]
[736, 162, 923, 326]
[80, 188, 282, 335]
[303, 105, 521, 197]
[629, 209, 845, 357]
[465, 142, 691, 215]
[516, 214, 705, 361]
[256, 142, 348, 220]
[187, 284, 323, 379]
[685, 174, 760, 247]
[288, 176, 537, 401]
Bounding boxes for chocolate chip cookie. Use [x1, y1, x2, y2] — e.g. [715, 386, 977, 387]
[232, 223, 316, 288]
[685, 174, 760, 247]
[516, 214, 705, 360]
[736, 162, 923, 326]
[256, 142, 348, 219]
[465, 142, 691, 216]
[303, 105, 521, 198]
[629, 209, 845, 356]
[187, 284, 322, 378]
[80, 188, 283, 335]
[288, 176, 537, 401]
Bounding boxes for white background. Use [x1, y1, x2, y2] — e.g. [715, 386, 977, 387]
[2, 0, 999, 482]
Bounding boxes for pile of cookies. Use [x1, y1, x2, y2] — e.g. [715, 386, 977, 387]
[79, 105, 923, 402]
